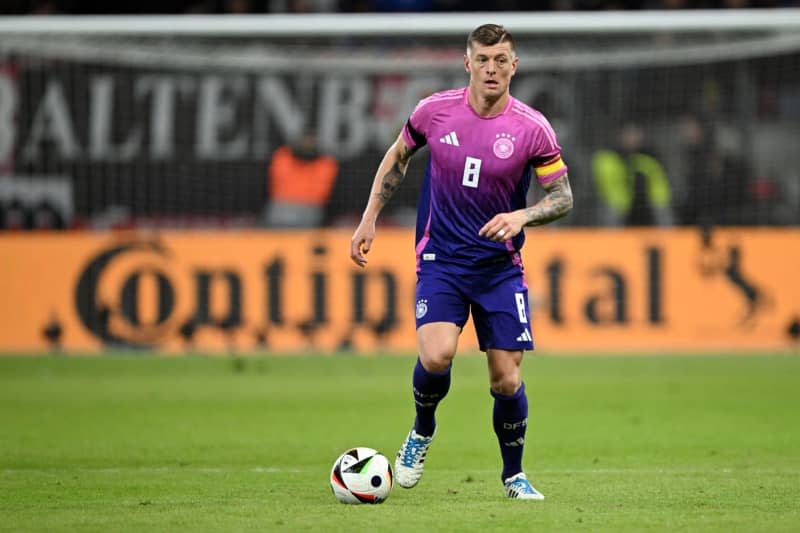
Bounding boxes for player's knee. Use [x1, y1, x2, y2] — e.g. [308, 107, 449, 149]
[490, 374, 522, 396]
[418, 333, 457, 372]
[419, 348, 455, 373]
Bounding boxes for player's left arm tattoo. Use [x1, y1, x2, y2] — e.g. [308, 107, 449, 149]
[376, 144, 417, 204]
[524, 174, 573, 227]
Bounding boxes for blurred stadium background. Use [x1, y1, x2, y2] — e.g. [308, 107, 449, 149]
[0, 4, 798, 354]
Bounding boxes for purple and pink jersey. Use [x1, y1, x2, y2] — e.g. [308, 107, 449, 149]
[402, 87, 568, 268]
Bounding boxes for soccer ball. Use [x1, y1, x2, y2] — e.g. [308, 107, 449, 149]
[329, 447, 393, 504]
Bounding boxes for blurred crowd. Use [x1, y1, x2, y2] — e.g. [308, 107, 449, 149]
[3, 0, 800, 15]
[2, 0, 798, 231]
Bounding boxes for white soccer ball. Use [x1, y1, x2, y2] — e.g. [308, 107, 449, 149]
[329, 447, 393, 504]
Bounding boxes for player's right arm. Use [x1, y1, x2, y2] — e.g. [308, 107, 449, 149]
[350, 132, 418, 268]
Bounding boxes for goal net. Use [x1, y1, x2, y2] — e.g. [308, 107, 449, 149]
[1, 10, 799, 229]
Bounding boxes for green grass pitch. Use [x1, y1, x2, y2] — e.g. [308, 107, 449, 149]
[1, 353, 799, 532]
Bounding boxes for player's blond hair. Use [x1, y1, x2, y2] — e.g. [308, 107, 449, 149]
[467, 24, 516, 56]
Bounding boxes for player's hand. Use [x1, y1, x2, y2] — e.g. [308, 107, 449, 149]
[350, 218, 376, 268]
[479, 211, 525, 242]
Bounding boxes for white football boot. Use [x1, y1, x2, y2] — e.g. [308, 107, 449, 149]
[394, 428, 435, 488]
[503, 472, 545, 500]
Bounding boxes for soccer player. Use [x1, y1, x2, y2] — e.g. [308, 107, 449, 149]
[349, 23, 572, 500]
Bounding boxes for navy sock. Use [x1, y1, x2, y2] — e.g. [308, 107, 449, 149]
[492, 382, 529, 482]
[412, 357, 451, 437]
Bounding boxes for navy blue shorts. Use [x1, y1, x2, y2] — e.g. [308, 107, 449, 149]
[414, 257, 534, 352]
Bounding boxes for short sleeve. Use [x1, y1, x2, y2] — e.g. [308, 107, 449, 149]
[527, 115, 568, 185]
[401, 100, 430, 150]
